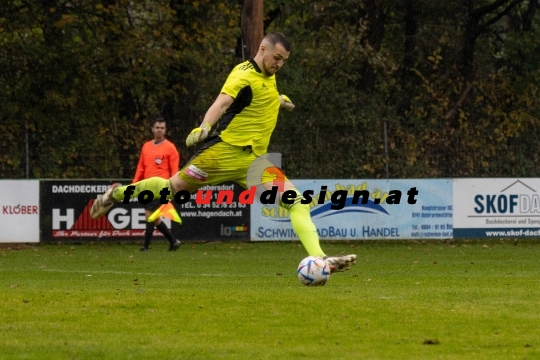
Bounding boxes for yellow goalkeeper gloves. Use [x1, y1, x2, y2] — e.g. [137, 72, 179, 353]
[279, 94, 295, 112]
[186, 122, 212, 147]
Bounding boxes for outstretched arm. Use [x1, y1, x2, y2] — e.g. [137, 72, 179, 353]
[201, 93, 235, 127]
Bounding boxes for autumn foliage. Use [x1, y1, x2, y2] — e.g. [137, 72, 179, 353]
[1, 1, 538, 179]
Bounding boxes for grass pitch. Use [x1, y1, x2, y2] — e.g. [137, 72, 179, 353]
[1, 240, 539, 359]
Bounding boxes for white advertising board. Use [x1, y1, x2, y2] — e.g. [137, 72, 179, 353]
[453, 178, 540, 238]
[0, 180, 40, 243]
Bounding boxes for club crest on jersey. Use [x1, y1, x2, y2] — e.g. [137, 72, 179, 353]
[155, 157, 162, 165]
[186, 165, 208, 181]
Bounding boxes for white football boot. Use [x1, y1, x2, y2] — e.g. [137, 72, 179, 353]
[323, 254, 357, 273]
[90, 183, 121, 219]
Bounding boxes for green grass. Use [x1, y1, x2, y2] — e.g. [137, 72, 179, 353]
[1, 240, 540, 360]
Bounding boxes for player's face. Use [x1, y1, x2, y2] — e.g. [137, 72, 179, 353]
[152, 122, 166, 140]
[262, 43, 289, 76]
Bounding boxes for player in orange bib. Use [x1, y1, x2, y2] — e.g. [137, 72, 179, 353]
[133, 118, 181, 252]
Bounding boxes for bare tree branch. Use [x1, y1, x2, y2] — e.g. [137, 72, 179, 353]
[471, 0, 512, 20]
[522, 0, 538, 31]
[443, 83, 473, 120]
[479, 0, 525, 33]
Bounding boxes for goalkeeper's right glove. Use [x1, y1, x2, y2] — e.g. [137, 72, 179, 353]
[186, 122, 211, 147]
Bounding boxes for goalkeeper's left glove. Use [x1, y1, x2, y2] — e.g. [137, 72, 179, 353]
[279, 94, 295, 112]
[186, 122, 211, 147]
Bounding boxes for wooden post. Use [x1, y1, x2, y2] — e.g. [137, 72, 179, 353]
[241, 0, 264, 60]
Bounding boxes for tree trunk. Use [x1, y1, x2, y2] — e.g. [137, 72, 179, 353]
[242, 0, 264, 60]
[358, 0, 386, 92]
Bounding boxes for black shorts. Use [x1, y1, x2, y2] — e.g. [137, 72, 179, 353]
[145, 199, 162, 212]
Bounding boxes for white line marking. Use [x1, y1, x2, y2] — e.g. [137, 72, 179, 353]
[1, 268, 289, 277]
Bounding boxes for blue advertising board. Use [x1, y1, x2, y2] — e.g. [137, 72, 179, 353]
[251, 179, 453, 240]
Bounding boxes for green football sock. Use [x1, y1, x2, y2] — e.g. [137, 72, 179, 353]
[112, 177, 172, 202]
[280, 189, 326, 257]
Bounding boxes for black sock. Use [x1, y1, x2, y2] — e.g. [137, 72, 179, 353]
[143, 222, 154, 249]
[156, 222, 175, 244]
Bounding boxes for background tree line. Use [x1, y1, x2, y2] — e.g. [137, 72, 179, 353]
[1, 0, 539, 180]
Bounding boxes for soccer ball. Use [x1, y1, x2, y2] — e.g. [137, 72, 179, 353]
[297, 256, 330, 286]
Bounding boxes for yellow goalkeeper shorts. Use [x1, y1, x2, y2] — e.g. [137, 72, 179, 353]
[178, 139, 288, 189]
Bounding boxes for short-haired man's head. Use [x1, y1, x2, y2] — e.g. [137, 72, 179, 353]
[152, 118, 166, 127]
[263, 32, 290, 52]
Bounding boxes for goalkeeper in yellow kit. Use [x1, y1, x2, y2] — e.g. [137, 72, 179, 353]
[91, 32, 356, 273]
